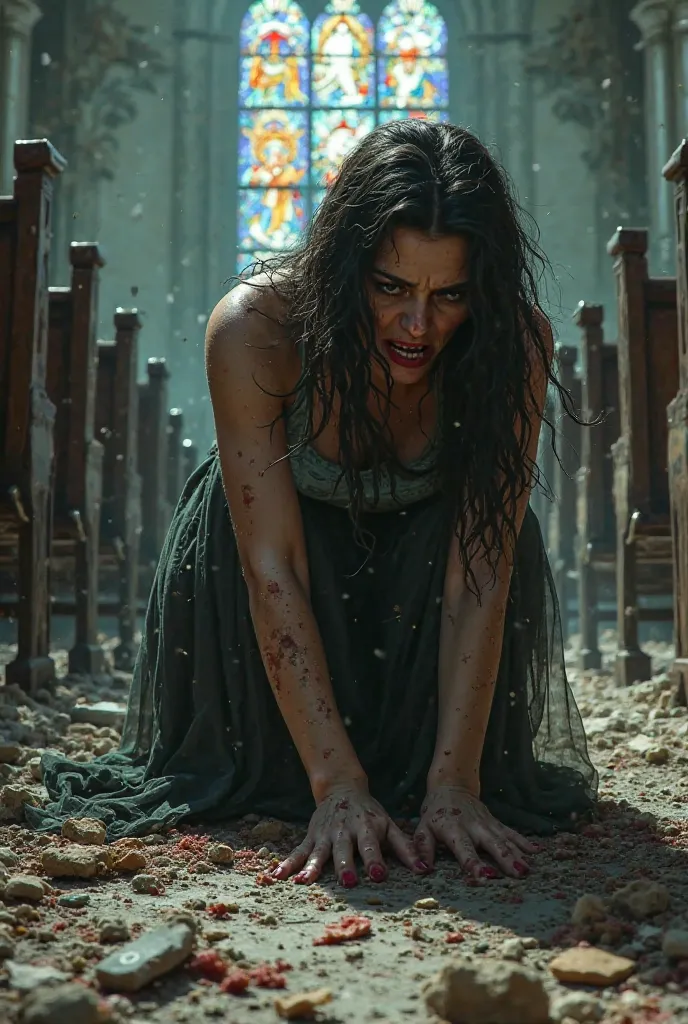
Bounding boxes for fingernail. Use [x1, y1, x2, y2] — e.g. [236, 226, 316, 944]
[414, 859, 430, 872]
[341, 870, 357, 888]
[479, 866, 499, 879]
[513, 861, 529, 877]
[292, 872, 307, 884]
[369, 864, 386, 883]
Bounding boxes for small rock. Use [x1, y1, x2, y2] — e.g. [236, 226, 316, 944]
[500, 938, 524, 961]
[96, 922, 194, 992]
[250, 819, 288, 843]
[42, 844, 108, 878]
[57, 892, 90, 908]
[274, 987, 333, 1020]
[61, 817, 106, 846]
[550, 992, 604, 1023]
[422, 958, 550, 1024]
[131, 873, 160, 894]
[20, 981, 104, 1024]
[69, 701, 126, 728]
[662, 929, 688, 959]
[571, 894, 608, 927]
[99, 918, 131, 943]
[112, 850, 147, 873]
[4, 875, 45, 902]
[0, 925, 15, 959]
[27, 757, 43, 781]
[1, 784, 38, 812]
[0, 847, 19, 867]
[191, 860, 212, 874]
[626, 734, 655, 754]
[548, 947, 635, 986]
[645, 747, 669, 765]
[415, 898, 439, 911]
[6, 960, 70, 991]
[0, 743, 21, 764]
[207, 843, 234, 865]
[610, 879, 670, 920]
[522, 937, 539, 950]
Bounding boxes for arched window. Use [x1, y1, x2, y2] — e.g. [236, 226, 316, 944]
[237, 0, 449, 272]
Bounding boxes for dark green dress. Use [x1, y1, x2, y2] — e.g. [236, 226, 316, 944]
[29, 393, 597, 840]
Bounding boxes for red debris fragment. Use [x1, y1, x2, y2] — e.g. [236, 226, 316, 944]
[313, 914, 372, 946]
[189, 950, 228, 982]
[445, 931, 465, 944]
[207, 903, 233, 919]
[219, 969, 251, 995]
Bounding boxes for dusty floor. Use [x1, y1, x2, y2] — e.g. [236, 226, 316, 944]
[0, 633, 686, 1024]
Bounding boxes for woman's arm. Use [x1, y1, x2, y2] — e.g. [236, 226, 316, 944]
[428, 314, 552, 795]
[206, 283, 365, 801]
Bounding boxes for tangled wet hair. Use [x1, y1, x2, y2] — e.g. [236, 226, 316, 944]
[242, 119, 573, 596]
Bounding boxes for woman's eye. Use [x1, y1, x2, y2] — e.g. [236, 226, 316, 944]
[443, 291, 468, 303]
[377, 281, 402, 295]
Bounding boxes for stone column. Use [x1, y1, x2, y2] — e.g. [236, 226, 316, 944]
[0, 0, 42, 193]
[675, 0, 688, 135]
[631, 0, 676, 273]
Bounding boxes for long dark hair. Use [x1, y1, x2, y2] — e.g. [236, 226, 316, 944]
[243, 119, 572, 595]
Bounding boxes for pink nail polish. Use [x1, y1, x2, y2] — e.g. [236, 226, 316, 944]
[513, 861, 529, 877]
[414, 859, 430, 872]
[479, 866, 499, 879]
[369, 864, 386, 883]
[341, 870, 357, 888]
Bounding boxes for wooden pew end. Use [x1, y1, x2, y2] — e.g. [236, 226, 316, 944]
[68, 643, 107, 677]
[615, 647, 652, 687]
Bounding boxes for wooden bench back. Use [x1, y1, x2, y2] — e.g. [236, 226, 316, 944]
[0, 140, 65, 484]
[665, 140, 688, 390]
[548, 345, 581, 565]
[138, 357, 170, 558]
[575, 303, 620, 548]
[47, 243, 104, 512]
[607, 228, 679, 518]
[96, 310, 141, 542]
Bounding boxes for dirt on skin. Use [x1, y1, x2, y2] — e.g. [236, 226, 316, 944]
[0, 632, 686, 1024]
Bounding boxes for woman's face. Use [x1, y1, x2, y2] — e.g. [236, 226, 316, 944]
[366, 227, 471, 387]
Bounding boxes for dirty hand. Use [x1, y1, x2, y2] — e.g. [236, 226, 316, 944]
[270, 781, 428, 887]
[415, 783, 538, 880]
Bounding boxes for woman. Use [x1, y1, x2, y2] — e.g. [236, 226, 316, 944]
[31, 121, 596, 887]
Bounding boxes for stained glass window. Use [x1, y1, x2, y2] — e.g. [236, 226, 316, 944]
[237, 0, 449, 267]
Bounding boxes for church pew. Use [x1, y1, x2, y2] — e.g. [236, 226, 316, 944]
[664, 140, 688, 704]
[0, 140, 64, 692]
[575, 303, 620, 669]
[167, 408, 185, 513]
[546, 346, 581, 638]
[46, 242, 106, 675]
[138, 358, 171, 588]
[95, 310, 142, 670]
[607, 228, 678, 685]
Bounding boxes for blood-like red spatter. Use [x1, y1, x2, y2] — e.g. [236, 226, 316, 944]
[219, 969, 251, 995]
[189, 950, 228, 982]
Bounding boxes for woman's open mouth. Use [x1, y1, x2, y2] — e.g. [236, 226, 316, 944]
[383, 339, 432, 369]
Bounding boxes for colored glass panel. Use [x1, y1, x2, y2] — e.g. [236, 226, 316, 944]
[239, 109, 308, 187]
[311, 2, 375, 107]
[378, 109, 449, 123]
[311, 109, 375, 185]
[311, 189, 327, 215]
[377, 0, 447, 56]
[239, 55, 309, 107]
[378, 55, 447, 108]
[237, 188, 307, 250]
[240, 0, 310, 56]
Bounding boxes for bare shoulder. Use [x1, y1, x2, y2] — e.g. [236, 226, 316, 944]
[205, 273, 297, 391]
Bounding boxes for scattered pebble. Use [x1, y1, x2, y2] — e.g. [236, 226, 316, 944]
[42, 843, 108, 878]
[422, 957, 550, 1024]
[662, 928, 688, 959]
[99, 917, 131, 943]
[414, 897, 439, 911]
[548, 947, 635, 986]
[274, 987, 333, 1020]
[61, 816, 106, 845]
[207, 842, 235, 865]
[3, 874, 46, 902]
[20, 981, 104, 1024]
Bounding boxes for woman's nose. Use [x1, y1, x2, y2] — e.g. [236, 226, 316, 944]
[401, 303, 429, 337]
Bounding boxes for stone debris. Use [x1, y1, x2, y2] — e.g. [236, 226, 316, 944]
[131, 873, 161, 894]
[548, 947, 635, 986]
[500, 938, 524, 961]
[421, 958, 550, 1024]
[69, 701, 126, 728]
[274, 987, 333, 1020]
[98, 917, 131, 943]
[249, 819, 288, 843]
[571, 894, 607, 926]
[19, 982, 105, 1024]
[207, 842, 235, 865]
[6, 960, 70, 991]
[61, 817, 106, 845]
[414, 897, 439, 911]
[96, 922, 195, 992]
[3, 875, 46, 902]
[41, 843, 109, 878]
[57, 892, 90, 908]
[111, 849, 147, 872]
[549, 992, 604, 1023]
[661, 928, 688, 959]
[645, 746, 670, 764]
[0, 847, 19, 867]
[0, 744, 22, 764]
[610, 879, 670, 920]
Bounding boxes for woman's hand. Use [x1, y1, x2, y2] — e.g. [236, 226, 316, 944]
[415, 784, 538, 880]
[270, 781, 428, 887]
